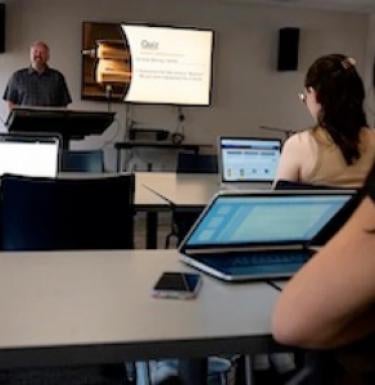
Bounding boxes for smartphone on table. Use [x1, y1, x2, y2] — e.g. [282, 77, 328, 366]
[152, 271, 202, 299]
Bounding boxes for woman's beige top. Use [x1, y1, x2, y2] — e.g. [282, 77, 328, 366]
[275, 127, 375, 188]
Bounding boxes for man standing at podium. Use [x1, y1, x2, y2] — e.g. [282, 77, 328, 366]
[3, 41, 72, 109]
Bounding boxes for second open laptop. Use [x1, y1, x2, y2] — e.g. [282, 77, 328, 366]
[179, 190, 357, 281]
[219, 136, 282, 190]
[0, 134, 60, 178]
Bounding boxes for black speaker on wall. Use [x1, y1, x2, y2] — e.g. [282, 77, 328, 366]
[277, 27, 299, 71]
[0, 3, 5, 53]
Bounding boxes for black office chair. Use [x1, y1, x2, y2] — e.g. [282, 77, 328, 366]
[165, 152, 218, 248]
[0, 174, 135, 384]
[0, 173, 135, 251]
[282, 351, 339, 385]
[61, 150, 105, 173]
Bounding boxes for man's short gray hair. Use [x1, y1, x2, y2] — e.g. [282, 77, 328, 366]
[30, 41, 49, 51]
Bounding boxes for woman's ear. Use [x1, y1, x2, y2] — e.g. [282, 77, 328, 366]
[306, 86, 315, 95]
[308, 87, 320, 104]
[305, 86, 321, 120]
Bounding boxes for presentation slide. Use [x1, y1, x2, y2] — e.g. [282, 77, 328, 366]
[121, 24, 213, 105]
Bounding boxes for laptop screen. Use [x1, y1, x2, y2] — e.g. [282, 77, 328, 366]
[0, 136, 59, 178]
[185, 193, 352, 247]
[219, 137, 281, 183]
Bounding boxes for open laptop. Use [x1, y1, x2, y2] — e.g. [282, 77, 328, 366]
[179, 190, 356, 281]
[219, 137, 281, 190]
[0, 134, 60, 178]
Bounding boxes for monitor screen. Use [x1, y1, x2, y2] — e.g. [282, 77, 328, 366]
[0, 137, 59, 178]
[120, 24, 214, 105]
[220, 138, 281, 182]
[185, 194, 352, 246]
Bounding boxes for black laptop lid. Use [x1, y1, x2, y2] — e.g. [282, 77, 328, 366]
[180, 191, 355, 253]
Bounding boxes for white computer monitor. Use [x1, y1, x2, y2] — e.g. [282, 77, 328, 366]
[219, 137, 282, 183]
[0, 135, 59, 178]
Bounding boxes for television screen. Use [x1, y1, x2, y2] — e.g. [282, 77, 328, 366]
[82, 22, 128, 102]
[120, 24, 214, 106]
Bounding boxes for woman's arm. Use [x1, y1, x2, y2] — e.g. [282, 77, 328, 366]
[272, 196, 375, 349]
[274, 135, 302, 184]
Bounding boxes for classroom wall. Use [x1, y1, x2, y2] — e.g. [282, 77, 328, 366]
[363, 13, 375, 128]
[0, 0, 371, 170]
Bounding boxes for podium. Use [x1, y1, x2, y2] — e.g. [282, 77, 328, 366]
[5, 107, 115, 149]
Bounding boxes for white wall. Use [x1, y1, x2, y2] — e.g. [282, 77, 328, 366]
[0, 0, 370, 170]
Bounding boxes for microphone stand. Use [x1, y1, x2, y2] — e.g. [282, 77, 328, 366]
[105, 84, 113, 112]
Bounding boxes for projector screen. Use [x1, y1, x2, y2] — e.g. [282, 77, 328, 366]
[120, 24, 214, 106]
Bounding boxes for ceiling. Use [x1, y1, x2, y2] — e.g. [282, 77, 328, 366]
[220, 0, 375, 13]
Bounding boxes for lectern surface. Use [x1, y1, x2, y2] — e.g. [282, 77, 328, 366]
[6, 107, 115, 144]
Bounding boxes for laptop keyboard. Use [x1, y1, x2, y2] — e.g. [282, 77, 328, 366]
[231, 251, 309, 266]
[198, 250, 311, 268]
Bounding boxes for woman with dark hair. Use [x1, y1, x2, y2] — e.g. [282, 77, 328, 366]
[275, 54, 375, 187]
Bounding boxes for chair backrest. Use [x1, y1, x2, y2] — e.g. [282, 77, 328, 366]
[61, 150, 104, 173]
[0, 174, 135, 251]
[176, 152, 218, 174]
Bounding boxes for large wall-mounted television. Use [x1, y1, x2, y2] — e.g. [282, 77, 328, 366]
[81, 22, 214, 106]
